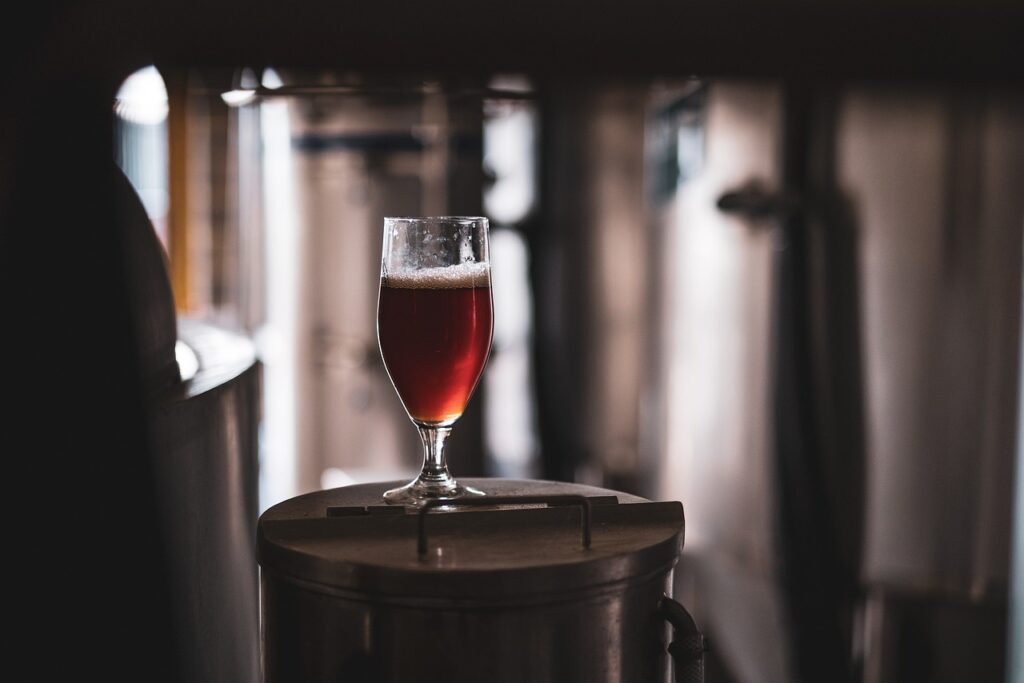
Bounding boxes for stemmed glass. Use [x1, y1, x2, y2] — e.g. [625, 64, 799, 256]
[377, 217, 493, 506]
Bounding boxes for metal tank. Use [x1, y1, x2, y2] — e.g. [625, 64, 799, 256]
[654, 81, 1024, 682]
[112, 164, 263, 682]
[258, 479, 704, 683]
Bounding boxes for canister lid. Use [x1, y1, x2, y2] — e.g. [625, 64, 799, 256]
[258, 479, 684, 602]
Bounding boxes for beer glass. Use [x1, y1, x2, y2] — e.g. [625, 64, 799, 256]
[377, 217, 493, 505]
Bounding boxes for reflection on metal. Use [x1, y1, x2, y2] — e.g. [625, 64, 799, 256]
[151, 319, 261, 683]
[174, 339, 199, 381]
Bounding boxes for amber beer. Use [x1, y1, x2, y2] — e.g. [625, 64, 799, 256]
[378, 263, 493, 426]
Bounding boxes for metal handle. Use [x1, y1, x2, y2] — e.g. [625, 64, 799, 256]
[717, 185, 801, 221]
[659, 596, 707, 683]
[417, 495, 592, 557]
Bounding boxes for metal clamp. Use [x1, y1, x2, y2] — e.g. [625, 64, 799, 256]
[417, 495, 593, 557]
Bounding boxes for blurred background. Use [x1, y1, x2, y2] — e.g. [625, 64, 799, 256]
[109, 66, 1024, 682]
[5, 2, 1023, 680]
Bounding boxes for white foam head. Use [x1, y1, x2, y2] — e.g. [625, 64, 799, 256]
[383, 262, 490, 289]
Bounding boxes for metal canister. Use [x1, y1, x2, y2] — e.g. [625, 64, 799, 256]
[258, 479, 703, 682]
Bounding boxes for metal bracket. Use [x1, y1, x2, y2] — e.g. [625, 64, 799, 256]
[416, 495, 594, 557]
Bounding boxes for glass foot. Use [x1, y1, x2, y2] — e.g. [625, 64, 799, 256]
[383, 476, 485, 507]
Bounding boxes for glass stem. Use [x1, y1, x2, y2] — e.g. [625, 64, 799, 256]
[417, 426, 453, 483]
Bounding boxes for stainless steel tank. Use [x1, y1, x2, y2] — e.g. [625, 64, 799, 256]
[258, 479, 704, 683]
[653, 81, 1024, 682]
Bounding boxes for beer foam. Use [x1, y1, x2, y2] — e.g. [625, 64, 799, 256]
[384, 262, 490, 289]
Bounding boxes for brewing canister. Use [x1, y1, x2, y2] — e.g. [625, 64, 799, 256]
[258, 479, 703, 682]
